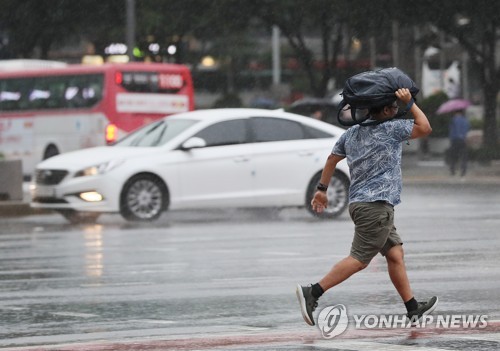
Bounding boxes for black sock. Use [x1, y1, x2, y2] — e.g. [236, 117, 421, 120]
[311, 283, 324, 299]
[405, 297, 418, 312]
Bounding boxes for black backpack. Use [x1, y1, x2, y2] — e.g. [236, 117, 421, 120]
[337, 67, 419, 126]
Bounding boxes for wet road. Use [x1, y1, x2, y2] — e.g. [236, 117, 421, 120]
[0, 183, 499, 350]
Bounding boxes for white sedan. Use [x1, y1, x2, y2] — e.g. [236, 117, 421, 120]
[30, 108, 350, 223]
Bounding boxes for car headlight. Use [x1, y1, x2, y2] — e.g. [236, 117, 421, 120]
[74, 159, 124, 177]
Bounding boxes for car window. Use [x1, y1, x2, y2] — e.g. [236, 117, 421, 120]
[303, 125, 334, 139]
[250, 117, 305, 142]
[194, 119, 248, 147]
[115, 119, 198, 147]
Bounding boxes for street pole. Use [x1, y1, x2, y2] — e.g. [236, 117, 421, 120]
[126, 0, 136, 62]
[413, 26, 422, 88]
[439, 31, 446, 91]
[461, 51, 469, 100]
[369, 36, 376, 69]
[272, 26, 281, 85]
[392, 20, 399, 67]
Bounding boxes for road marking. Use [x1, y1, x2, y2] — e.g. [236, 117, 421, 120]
[80, 281, 152, 288]
[212, 276, 286, 282]
[0, 306, 28, 311]
[236, 326, 270, 332]
[49, 312, 98, 318]
[129, 319, 176, 325]
[4, 326, 500, 351]
[264, 251, 301, 256]
[314, 340, 454, 350]
[462, 332, 500, 342]
[210, 249, 242, 254]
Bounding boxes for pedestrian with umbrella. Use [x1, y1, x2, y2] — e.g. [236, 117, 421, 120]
[437, 99, 471, 177]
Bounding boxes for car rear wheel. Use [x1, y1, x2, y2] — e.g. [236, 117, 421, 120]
[306, 172, 349, 219]
[120, 174, 168, 221]
[58, 210, 101, 224]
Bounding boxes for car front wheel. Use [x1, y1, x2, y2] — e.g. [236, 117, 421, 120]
[306, 172, 349, 219]
[120, 174, 168, 221]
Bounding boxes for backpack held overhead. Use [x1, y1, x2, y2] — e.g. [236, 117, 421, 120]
[337, 67, 419, 126]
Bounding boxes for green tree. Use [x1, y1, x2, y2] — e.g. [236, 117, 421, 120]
[250, 0, 344, 97]
[136, 1, 253, 58]
[136, 0, 255, 92]
[249, 0, 399, 97]
[394, 0, 499, 152]
[0, 0, 124, 59]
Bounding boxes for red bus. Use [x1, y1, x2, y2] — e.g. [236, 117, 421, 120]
[0, 62, 194, 176]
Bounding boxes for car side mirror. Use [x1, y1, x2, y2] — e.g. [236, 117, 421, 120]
[181, 137, 207, 150]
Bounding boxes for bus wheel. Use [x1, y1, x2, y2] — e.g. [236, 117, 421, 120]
[43, 145, 60, 159]
[58, 210, 101, 224]
[120, 174, 168, 222]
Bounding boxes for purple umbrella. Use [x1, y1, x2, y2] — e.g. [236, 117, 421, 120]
[436, 99, 471, 115]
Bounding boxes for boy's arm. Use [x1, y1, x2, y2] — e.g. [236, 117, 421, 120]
[311, 153, 345, 213]
[395, 88, 432, 139]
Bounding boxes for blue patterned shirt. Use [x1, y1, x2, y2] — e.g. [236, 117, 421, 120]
[332, 119, 414, 206]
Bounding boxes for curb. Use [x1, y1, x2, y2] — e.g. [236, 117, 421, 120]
[0, 202, 52, 217]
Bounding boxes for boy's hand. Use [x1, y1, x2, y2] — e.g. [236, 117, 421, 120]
[311, 191, 328, 213]
[395, 88, 412, 104]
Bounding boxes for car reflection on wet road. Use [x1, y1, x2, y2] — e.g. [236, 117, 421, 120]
[0, 183, 499, 350]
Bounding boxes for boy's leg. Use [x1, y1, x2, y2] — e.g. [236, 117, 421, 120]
[385, 244, 413, 302]
[320, 202, 394, 290]
[296, 202, 393, 326]
[297, 255, 366, 326]
[382, 230, 439, 323]
[319, 255, 367, 291]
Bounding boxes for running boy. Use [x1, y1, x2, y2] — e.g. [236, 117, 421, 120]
[296, 88, 438, 326]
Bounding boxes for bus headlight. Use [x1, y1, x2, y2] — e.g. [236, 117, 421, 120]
[75, 159, 124, 177]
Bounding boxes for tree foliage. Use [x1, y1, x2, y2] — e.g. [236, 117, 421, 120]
[392, 0, 500, 149]
[0, 0, 498, 149]
[0, 0, 124, 58]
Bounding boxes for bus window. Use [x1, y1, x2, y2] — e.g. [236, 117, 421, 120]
[0, 62, 194, 176]
[0, 74, 104, 111]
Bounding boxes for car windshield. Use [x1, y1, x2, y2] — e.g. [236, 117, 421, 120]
[114, 119, 198, 147]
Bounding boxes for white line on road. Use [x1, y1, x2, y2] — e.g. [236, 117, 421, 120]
[0, 306, 28, 311]
[80, 281, 153, 288]
[462, 332, 500, 342]
[129, 319, 176, 325]
[264, 251, 301, 256]
[314, 340, 453, 351]
[211, 276, 286, 282]
[49, 311, 98, 318]
[235, 326, 270, 331]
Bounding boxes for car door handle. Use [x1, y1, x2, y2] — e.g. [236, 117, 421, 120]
[298, 151, 314, 157]
[233, 156, 250, 163]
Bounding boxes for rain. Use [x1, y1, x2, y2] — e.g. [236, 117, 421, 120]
[1, 1, 500, 350]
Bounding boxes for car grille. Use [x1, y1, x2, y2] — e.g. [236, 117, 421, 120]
[35, 169, 68, 185]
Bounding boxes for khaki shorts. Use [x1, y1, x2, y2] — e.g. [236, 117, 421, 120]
[348, 201, 402, 264]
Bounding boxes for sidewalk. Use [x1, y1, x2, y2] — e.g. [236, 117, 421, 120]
[403, 154, 500, 185]
[0, 182, 46, 217]
[1, 157, 500, 218]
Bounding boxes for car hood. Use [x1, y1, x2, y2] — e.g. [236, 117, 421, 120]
[36, 146, 156, 171]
